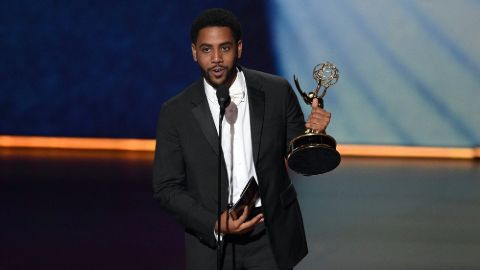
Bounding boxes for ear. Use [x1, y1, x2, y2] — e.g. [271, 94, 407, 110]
[237, 40, 243, 59]
[191, 43, 197, 62]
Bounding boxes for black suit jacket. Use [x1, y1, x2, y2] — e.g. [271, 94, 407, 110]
[153, 67, 308, 269]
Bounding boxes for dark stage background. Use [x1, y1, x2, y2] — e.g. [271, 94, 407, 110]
[2, 0, 479, 146]
[0, 0, 275, 138]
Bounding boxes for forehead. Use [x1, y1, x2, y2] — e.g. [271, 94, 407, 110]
[195, 26, 235, 45]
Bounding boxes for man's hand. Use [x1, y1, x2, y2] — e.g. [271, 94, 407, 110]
[305, 98, 331, 133]
[215, 206, 264, 235]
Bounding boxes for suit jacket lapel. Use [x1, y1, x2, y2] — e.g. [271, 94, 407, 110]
[189, 68, 266, 162]
[190, 79, 220, 155]
[244, 68, 265, 165]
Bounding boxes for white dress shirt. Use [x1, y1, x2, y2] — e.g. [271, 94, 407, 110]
[204, 69, 261, 208]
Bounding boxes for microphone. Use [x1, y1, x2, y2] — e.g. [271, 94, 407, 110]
[216, 84, 231, 116]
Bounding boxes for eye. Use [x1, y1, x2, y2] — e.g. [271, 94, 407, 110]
[221, 45, 231, 52]
[201, 47, 212, 53]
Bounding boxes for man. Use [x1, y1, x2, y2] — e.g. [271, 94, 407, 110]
[153, 8, 331, 270]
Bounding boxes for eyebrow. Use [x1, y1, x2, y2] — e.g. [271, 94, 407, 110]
[198, 41, 234, 48]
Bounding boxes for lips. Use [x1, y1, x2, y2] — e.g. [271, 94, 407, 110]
[210, 66, 225, 78]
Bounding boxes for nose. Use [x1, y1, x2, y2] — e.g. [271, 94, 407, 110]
[212, 49, 223, 63]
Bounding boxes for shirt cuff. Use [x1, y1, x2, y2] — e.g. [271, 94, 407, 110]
[214, 229, 224, 242]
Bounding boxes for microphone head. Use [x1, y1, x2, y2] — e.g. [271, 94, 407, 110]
[216, 84, 231, 108]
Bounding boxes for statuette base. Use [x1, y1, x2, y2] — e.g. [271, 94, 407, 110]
[287, 133, 341, 175]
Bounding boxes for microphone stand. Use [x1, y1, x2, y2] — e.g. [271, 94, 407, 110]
[217, 107, 225, 270]
[216, 84, 230, 270]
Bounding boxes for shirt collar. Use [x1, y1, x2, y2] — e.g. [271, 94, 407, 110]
[204, 68, 246, 105]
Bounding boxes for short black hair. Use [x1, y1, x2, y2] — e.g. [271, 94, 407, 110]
[190, 8, 242, 44]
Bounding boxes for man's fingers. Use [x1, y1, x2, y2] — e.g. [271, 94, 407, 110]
[252, 213, 264, 223]
[312, 98, 318, 108]
[237, 206, 249, 223]
[309, 111, 331, 123]
[230, 210, 238, 220]
[237, 213, 264, 232]
[309, 115, 330, 124]
[310, 108, 331, 117]
[225, 212, 265, 234]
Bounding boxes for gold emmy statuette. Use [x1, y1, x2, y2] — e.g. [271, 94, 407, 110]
[287, 62, 341, 175]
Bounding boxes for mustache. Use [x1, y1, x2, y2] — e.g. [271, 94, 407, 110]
[208, 65, 227, 71]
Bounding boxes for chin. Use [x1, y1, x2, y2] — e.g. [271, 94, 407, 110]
[208, 78, 227, 88]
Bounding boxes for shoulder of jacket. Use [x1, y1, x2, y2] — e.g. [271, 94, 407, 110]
[162, 79, 203, 109]
[243, 67, 288, 84]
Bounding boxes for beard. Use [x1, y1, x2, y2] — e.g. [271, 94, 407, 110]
[201, 63, 238, 89]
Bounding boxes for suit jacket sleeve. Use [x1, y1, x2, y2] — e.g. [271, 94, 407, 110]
[285, 81, 306, 154]
[152, 103, 217, 248]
